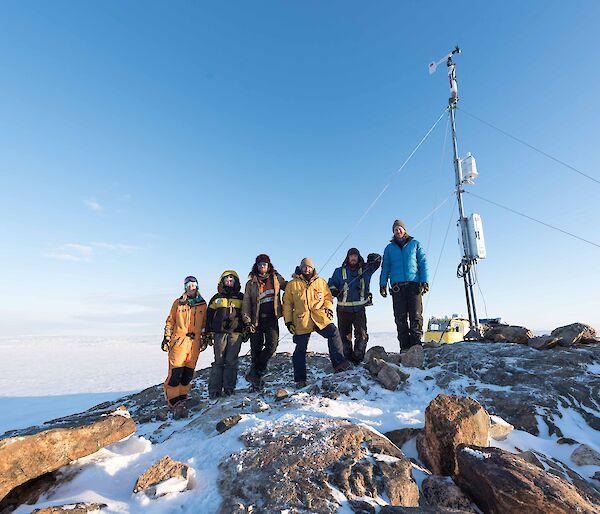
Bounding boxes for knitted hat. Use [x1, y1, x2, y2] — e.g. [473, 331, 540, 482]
[392, 219, 407, 232]
[347, 247, 360, 257]
[300, 257, 315, 269]
[255, 254, 271, 264]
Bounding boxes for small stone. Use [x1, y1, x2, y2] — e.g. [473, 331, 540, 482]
[592, 471, 600, 482]
[252, 399, 270, 413]
[217, 415, 242, 434]
[133, 455, 190, 498]
[489, 415, 514, 441]
[557, 437, 579, 445]
[323, 391, 341, 400]
[377, 362, 409, 390]
[424, 375, 434, 381]
[385, 428, 422, 448]
[274, 389, 289, 400]
[571, 444, 600, 466]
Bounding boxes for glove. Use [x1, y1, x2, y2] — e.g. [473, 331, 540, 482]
[286, 322, 296, 335]
[247, 323, 257, 334]
[367, 253, 382, 267]
[204, 332, 214, 346]
[161, 336, 170, 352]
[419, 282, 430, 295]
[325, 308, 334, 320]
[380, 285, 388, 298]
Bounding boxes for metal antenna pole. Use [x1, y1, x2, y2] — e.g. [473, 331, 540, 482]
[447, 50, 480, 337]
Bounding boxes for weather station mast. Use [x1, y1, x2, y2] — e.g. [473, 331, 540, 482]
[429, 47, 487, 340]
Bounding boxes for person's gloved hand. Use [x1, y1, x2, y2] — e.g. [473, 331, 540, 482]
[325, 308, 334, 320]
[286, 322, 296, 335]
[247, 323, 257, 334]
[419, 282, 429, 295]
[161, 336, 170, 352]
[204, 332, 214, 346]
[380, 285, 388, 298]
[367, 253, 382, 267]
[241, 326, 251, 342]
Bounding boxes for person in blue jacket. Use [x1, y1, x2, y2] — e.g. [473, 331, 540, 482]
[328, 248, 381, 364]
[380, 219, 429, 351]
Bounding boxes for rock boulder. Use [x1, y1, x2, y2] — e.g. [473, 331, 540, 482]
[0, 409, 135, 502]
[455, 444, 599, 513]
[416, 395, 489, 475]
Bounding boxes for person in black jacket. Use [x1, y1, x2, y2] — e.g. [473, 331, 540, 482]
[206, 270, 245, 398]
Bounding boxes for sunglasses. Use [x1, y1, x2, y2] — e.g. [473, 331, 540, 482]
[257, 262, 269, 267]
[185, 281, 198, 289]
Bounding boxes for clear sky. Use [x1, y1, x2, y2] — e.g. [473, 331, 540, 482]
[1, 1, 599, 336]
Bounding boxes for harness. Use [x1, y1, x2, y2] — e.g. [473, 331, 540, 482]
[338, 266, 368, 307]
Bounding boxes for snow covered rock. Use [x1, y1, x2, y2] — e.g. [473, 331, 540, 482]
[380, 507, 472, 513]
[401, 344, 425, 368]
[0, 408, 135, 502]
[218, 417, 419, 513]
[528, 334, 561, 350]
[421, 475, 477, 512]
[552, 322, 597, 347]
[133, 455, 191, 498]
[489, 415, 514, 441]
[483, 323, 534, 344]
[31, 503, 107, 513]
[455, 444, 599, 513]
[571, 444, 600, 466]
[416, 394, 489, 476]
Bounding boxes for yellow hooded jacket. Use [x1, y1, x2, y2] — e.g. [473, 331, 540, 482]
[282, 272, 333, 335]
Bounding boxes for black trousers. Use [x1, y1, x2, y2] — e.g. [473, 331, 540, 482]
[249, 316, 279, 375]
[391, 282, 423, 350]
[337, 308, 368, 363]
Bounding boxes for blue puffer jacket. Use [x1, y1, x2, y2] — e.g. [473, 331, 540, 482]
[379, 237, 429, 287]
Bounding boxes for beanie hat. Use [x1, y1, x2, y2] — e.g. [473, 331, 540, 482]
[347, 247, 360, 257]
[184, 275, 198, 285]
[255, 254, 271, 264]
[392, 219, 407, 232]
[300, 257, 315, 269]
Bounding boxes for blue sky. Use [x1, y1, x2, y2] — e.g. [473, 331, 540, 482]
[1, 1, 599, 336]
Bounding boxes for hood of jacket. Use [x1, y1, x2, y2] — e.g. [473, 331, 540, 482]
[217, 270, 241, 295]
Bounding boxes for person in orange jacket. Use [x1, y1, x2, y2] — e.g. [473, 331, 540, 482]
[161, 275, 208, 418]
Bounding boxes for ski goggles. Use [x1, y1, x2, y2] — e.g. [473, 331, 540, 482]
[257, 261, 269, 267]
[185, 280, 198, 289]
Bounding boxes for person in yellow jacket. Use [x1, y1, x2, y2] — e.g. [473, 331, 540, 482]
[283, 257, 352, 387]
[161, 275, 208, 418]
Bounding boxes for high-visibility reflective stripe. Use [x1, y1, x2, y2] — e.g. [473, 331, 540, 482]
[341, 266, 365, 304]
[209, 298, 243, 309]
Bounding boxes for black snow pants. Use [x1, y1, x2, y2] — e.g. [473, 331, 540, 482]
[391, 282, 423, 351]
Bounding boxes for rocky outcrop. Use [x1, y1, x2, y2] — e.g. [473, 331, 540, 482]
[552, 323, 597, 347]
[455, 444, 599, 513]
[427, 341, 600, 436]
[416, 395, 489, 475]
[483, 323, 534, 344]
[421, 475, 476, 512]
[32, 503, 107, 513]
[0, 409, 135, 502]
[218, 417, 419, 513]
[133, 455, 191, 498]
